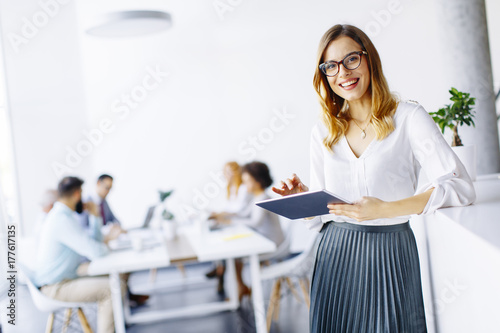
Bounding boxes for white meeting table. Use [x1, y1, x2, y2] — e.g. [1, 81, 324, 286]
[88, 224, 276, 333]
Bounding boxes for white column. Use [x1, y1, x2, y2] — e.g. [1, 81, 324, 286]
[437, 0, 500, 174]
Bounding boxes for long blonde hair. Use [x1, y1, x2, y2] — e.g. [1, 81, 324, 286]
[312, 24, 398, 150]
[225, 161, 242, 199]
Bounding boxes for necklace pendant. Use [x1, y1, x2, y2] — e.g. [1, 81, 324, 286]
[361, 130, 366, 139]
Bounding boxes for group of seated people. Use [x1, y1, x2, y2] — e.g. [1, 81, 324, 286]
[32, 174, 148, 333]
[30, 161, 285, 332]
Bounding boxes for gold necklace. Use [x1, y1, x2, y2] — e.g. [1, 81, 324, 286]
[351, 116, 372, 139]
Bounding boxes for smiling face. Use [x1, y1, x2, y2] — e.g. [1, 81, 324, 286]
[323, 36, 371, 104]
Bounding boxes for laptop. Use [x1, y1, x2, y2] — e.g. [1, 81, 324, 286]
[109, 206, 158, 250]
[140, 205, 156, 229]
[127, 205, 156, 231]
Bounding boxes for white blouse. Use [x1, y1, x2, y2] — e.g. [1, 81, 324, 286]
[305, 101, 476, 232]
[224, 184, 253, 216]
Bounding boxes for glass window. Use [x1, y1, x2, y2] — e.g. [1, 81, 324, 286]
[0, 38, 20, 233]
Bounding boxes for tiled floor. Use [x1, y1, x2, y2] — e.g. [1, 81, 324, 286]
[4, 262, 309, 333]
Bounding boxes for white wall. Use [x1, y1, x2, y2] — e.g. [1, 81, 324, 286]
[1, 0, 499, 232]
[0, 0, 92, 235]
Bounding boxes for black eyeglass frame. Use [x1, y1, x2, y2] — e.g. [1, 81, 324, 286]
[319, 51, 368, 77]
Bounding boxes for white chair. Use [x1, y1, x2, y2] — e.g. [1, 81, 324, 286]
[260, 230, 319, 331]
[258, 218, 293, 262]
[24, 275, 94, 333]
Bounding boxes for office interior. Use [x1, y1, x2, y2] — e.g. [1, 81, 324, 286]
[0, 0, 500, 332]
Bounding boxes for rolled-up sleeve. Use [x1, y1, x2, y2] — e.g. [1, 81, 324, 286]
[58, 216, 109, 260]
[408, 105, 476, 214]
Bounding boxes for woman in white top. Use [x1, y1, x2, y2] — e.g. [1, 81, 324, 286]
[210, 161, 252, 222]
[273, 24, 475, 333]
[206, 161, 253, 293]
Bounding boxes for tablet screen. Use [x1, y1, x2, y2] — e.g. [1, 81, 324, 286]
[256, 190, 351, 220]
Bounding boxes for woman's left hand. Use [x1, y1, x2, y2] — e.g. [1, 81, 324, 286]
[327, 196, 388, 222]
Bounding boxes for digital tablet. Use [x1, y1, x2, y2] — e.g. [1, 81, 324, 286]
[256, 190, 352, 220]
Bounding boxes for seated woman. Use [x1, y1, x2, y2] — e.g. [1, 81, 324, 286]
[209, 161, 253, 226]
[206, 161, 252, 293]
[228, 161, 285, 300]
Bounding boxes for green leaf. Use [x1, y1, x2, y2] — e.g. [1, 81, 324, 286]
[432, 87, 475, 131]
[162, 209, 174, 220]
[159, 189, 174, 202]
[439, 122, 446, 134]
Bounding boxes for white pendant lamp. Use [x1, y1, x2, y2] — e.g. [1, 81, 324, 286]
[86, 10, 172, 38]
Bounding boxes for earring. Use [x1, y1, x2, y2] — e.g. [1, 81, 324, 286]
[333, 96, 336, 105]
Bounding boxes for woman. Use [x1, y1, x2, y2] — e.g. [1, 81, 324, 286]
[272, 24, 475, 332]
[230, 161, 285, 300]
[207, 161, 252, 293]
[209, 161, 252, 223]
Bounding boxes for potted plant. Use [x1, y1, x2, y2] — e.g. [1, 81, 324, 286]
[159, 189, 175, 220]
[429, 87, 477, 180]
[158, 189, 177, 240]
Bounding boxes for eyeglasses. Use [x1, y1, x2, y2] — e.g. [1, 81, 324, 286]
[319, 51, 368, 77]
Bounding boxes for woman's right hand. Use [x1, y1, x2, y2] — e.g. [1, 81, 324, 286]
[271, 173, 309, 196]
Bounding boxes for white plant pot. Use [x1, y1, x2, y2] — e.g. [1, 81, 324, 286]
[161, 220, 177, 241]
[452, 145, 476, 181]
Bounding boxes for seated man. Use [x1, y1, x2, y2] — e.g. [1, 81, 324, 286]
[34, 176, 124, 333]
[81, 174, 124, 236]
[81, 173, 149, 306]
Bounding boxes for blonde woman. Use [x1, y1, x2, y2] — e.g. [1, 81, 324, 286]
[209, 161, 252, 223]
[207, 161, 252, 293]
[273, 24, 475, 332]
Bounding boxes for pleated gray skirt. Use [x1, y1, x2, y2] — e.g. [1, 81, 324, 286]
[310, 221, 427, 333]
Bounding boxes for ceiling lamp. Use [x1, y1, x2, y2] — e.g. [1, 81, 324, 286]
[86, 10, 172, 37]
